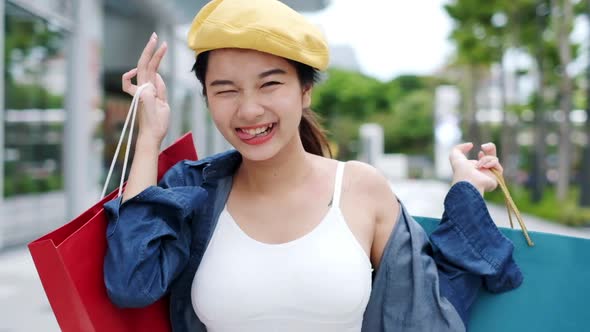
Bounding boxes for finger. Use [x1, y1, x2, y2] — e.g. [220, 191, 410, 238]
[481, 142, 497, 157]
[478, 151, 485, 159]
[449, 142, 473, 164]
[155, 73, 168, 103]
[147, 42, 168, 81]
[482, 159, 504, 173]
[455, 142, 474, 154]
[122, 68, 138, 96]
[137, 32, 158, 84]
[476, 155, 497, 168]
[477, 156, 503, 172]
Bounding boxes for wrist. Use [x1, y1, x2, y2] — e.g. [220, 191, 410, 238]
[136, 134, 162, 152]
[451, 179, 484, 197]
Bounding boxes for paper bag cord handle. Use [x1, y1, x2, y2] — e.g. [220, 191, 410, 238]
[101, 84, 152, 199]
[490, 168, 535, 247]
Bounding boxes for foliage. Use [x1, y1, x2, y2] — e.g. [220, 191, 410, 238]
[444, 0, 590, 210]
[311, 69, 435, 160]
[4, 4, 65, 109]
[3, 171, 63, 197]
[486, 184, 590, 226]
[370, 91, 435, 155]
[5, 82, 64, 109]
[312, 69, 384, 120]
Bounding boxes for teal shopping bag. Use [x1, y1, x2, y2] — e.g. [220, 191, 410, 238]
[416, 216, 590, 331]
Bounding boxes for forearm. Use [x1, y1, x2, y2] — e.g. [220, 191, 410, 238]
[122, 135, 161, 202]
[431, 181, 522, 323]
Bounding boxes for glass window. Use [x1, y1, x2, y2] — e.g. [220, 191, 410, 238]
[4, 3, 68, 197]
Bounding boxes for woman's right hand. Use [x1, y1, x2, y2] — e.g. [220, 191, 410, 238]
[122, 32, 170, 148]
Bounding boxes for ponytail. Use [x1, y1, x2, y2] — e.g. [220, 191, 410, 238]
[300, 108, 332, 157]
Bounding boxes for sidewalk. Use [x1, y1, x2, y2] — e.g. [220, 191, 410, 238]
[1, 179, 589, 331]
[393, 179, 590, 239]
[0, 246, 59, 331]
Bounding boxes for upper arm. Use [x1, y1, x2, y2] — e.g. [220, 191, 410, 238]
[344, 161, 400, 270]
[368, 170, 400, 270]
[104, 161, 206, 307]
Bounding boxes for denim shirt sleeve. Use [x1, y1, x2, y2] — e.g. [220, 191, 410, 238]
[363, 181, 523, 332]
[103, 162, 208, 308]
[362, 200, 465, 332]
[431, 181, 523, 325]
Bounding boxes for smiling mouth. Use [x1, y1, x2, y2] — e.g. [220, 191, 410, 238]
[236, 123, 275, 138]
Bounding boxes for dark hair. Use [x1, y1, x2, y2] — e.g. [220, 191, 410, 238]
[191, 51, 332, 157]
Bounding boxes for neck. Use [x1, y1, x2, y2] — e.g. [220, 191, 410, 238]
[236, 135, 313, 195]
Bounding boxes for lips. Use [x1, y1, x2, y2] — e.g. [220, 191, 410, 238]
[236, 123, 274, 138]
[235, 122, 277, 145]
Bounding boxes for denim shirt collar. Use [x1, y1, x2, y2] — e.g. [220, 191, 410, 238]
[185, 150, 242, 182]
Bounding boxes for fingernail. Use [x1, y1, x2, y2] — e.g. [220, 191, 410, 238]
[151, 32, 157, 40]
[482, 143, 491, 148]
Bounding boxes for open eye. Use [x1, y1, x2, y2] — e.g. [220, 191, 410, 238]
[261, 81, 282, 88]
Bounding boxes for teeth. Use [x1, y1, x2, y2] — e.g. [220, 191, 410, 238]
[243, 124, 271, 135]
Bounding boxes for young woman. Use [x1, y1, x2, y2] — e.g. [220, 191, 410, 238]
[104, 1, 522, 331]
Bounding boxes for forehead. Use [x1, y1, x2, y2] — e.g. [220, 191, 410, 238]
[206, 48, 294, 78]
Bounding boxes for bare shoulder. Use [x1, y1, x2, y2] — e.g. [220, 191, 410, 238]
[343, 160, 400, 268]
[343, 160, 398, 208]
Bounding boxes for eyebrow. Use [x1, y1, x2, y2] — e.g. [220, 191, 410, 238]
[258, 68, 286, 79]
[209, 79, 234, 87]
[208, 68, 287, 87]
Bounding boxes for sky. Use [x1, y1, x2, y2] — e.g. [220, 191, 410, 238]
[305, 0, 454, 81]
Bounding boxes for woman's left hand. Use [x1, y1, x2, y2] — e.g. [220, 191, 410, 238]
[449, 142, 503, 196]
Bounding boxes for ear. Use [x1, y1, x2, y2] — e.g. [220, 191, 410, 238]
[302, 84, 312, 109]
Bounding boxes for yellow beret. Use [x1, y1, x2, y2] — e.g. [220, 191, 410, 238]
[187, 0, 329, 71]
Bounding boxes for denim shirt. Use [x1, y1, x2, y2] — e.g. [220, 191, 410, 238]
[103, 150, 522, 332]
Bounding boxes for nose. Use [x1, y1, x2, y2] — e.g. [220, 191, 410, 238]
[237, 94, 264, 121]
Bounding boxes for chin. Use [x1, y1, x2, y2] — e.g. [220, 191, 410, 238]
[234, 143, 282, 162]
[223, 124, 298, 162]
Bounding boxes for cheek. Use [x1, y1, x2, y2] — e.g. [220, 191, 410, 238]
[207, 103, 231, 132]
[268, 89, 303, 119]
[208, 97, 233, 119]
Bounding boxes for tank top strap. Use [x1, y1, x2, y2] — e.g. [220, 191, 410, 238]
[332, 162, 345, 208]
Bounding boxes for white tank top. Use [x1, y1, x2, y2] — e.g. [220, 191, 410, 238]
[191, 162, 372, 332]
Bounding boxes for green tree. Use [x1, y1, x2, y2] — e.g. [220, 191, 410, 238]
[445, 0, 499, 146]
[551, 0, 575, 201]
[312, 69, 384, 121]
[444, 0, 568, 203]
[579, 0, 590, 206]
[312, 70, 435, 160]
[4, 6, 63, 109]
[373, 90, 435, 154]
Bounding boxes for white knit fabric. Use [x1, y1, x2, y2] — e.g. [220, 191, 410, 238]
[191, 162, 372, 332]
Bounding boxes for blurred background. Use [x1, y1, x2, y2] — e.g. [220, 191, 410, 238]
[0, 0, 589, 330]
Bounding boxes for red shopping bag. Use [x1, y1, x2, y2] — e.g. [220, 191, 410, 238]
[28, 132, 198, 332]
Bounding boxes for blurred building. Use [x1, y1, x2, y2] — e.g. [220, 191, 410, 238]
[329, 45, 361, 71]
[0, 0, 330, 250]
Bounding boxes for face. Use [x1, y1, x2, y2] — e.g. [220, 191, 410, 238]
[204, 48, 312, 161]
